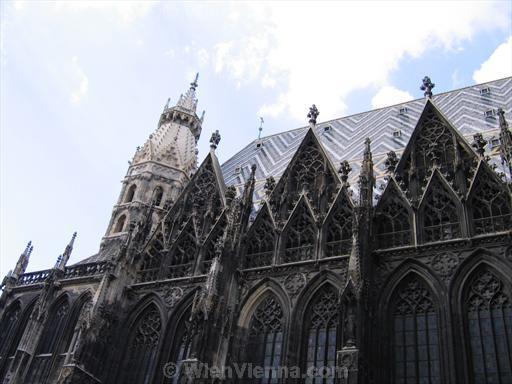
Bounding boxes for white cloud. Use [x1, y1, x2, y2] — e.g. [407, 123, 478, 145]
[371, 86, 414, 109]
[473, 36, 512, 83]
[70, 56, 89, 104]
[209, 2, 510, 121]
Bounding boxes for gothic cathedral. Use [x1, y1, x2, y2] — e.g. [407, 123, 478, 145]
[1, 75, 511, 384]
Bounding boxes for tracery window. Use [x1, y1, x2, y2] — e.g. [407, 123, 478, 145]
[0, 301, 34, 381]
[391, 276, 441, 384]
[244, 211, 275, 268]
[165, 223, 197, 279]
[464, 268, 512, 384]
[324, 197, 352, 257]
[303, 285, 340, 384]
[469, 173, 512, 235]
[375, 193, 411, 249]
[164, 307, 193, 384]
[122, 305, 162, 384]
[283, 204, 316, 263]
[138, 234, 164, 283]
[421, 180, 461, 242]
[26, 300, 70, 384]
[243, 295, 285, 383]
[200, 217, 226, 274]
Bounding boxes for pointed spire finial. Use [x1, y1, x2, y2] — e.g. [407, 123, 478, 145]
[58, 232, 77, 270]
[190, 72, 199, 91]
[264, 176, 276, 199]
[13, 241, 33, 278]
[210, 130, 221, 150]
[385, 151, 399, 174]
[163, 97, 170, 112]
[307, 104, 319, 126]
[258, 117, 264, 139]
[420, 76, 435, 99]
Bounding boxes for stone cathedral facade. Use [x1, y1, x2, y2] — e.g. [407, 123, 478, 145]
[1, 75, 511, 384]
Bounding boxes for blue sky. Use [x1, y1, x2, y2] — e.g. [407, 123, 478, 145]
[1, 1, 511, 275]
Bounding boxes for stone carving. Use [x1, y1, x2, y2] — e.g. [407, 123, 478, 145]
[429, 252, 460, 282]
[162, 286, 184, 307]
[283, 272, 307, 296]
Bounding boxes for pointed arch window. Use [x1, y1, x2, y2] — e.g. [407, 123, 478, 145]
[0, 301, 34, 381]
[138, 233, 164, 283]
[464, 268, 512, 383]
[164, 307, 193, 384]
[122, 305, 162, 384]
[165, 224, 197, 279]
[375, 193, 411, 249]
[283, 204, 316, 263]
[125, 184, 137, 203]
[26, 299, 70, 384]
[241, 295, 285, 383]
[153, 186, 164, 207]
[421, 180, 461, 242]
[0, 302, 21, 360]
[324, 197, 352, 257]
[244, 213, 275, 268]
[303, 285, 340, 384]
[469, 173, 512, 235]
[114, 215, 127, 233]
[391, 276, 441, 384]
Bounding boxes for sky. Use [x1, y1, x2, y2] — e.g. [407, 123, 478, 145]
[1, 1, 511, 276]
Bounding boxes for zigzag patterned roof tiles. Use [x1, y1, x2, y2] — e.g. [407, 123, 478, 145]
[221, 77, 512, 203]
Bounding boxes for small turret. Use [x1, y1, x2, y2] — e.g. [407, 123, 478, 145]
[12, 241, 33, 279]
[56, 232, 77, 270]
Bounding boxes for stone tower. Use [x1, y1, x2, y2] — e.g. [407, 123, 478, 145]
[100, 74, 204, 253]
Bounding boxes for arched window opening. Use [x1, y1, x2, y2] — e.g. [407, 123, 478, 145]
[283, 204, 316, 263]
[240, 295, 285, 384]
[26, 300, 70, 384]
[114, 215, 127, 233]
[324, 197, 352, 257]
[470, 174, 512, 235]
[390, 276, 441, 384]
[63, 300, 92, 365]
[375, 194, 411, 249]
[153, 187, 164, 207]
[464, 268, 512, 383]
[421, 180, 461, 243]
[122, 305, 162, 384]
[125, 184, 137, 203]
[244, 215, 275, 268]
[165, 223, 197, 279]
[303, 285, 340, 384]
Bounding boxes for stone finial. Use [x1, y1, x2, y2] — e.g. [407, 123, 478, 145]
[339, 160, 352, 186]
[58, 232, 77, 270]
[210, 130, 221, 149]
[420, 76, 435, 99]
[497, 107, 512, 177]
[471, 133, 487, 158]
[307, 104, 319, 126]
[363, 137, 372, 161]
[13, 241, 33, 278]
[264, 176, 276, 198]
[163, 97, 170, 112]
[258, 117, 264, 139]
[385, 151, 399, 173]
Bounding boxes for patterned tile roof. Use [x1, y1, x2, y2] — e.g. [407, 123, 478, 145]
[221, 77, 512, 202]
